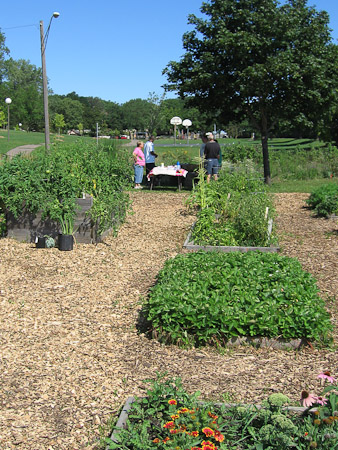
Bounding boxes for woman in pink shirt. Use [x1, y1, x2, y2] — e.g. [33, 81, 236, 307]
[133, 141, 145, 189]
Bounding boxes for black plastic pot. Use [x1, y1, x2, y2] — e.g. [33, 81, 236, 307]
[58, 234, 74, 251]
[36, 236, 46, 248]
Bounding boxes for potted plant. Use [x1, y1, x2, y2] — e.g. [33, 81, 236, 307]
[58, 217, 74, 251]
[35, 235, 55, 249]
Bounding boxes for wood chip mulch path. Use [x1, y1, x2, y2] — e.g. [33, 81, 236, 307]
[0, 191, 338, 450]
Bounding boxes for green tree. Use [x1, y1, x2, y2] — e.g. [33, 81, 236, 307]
[2, 58, 44, 130]
[54, 113, 66, 134]
[163, 0, 338, 183]
[49, 95, 84, 130]
[161, 97, 212, 135]
[121, 98, 151, 131]
[0, 30, 9, 85]
[0, 109, 6, 128]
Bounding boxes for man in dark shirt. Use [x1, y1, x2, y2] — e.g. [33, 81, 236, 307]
[204, 134, 220, 182]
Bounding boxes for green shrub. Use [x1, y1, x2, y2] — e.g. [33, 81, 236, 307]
[306, 183, 338, 216]
[144, 251, 332, 347]
[221, 142, 262, 163]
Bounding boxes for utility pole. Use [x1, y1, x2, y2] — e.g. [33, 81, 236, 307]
[40, 20, 50, 151]
[39, 12, 59, 151]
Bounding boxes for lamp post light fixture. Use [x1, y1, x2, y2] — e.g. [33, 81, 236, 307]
[5, 98, 12, 142]
[170, 116, 182, 145]
[182, 119, 192, 144]
[40, 11, 60, 151]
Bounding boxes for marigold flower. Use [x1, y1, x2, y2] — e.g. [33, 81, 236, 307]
[214, 430, 224, 442]
[153, 437, 160, 443]
[318, 371, 336, 384]
[300, 391, 317, 407]
[163, 421, 175, 429]
[168, 399, 177, 405]
[202, 427, 215, 437]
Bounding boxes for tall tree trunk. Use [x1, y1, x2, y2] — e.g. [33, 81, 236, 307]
[261, 134, 271, 185]
[261, 112, 271, 185]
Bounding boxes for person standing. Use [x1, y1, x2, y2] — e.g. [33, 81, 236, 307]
[133, 141, 145, 189]
[143, 136, 158, 177]
[204, 133, 220, 182]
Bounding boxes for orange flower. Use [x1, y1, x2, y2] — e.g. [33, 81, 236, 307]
[208, 412, 218, 420]
[178, 407, 189, 413]
[190, 430, 199, 437]
[214, 430, 224, 442]
[201, 441, 218, 450]
[170, 428, 179, 434]
[153, 437, 160, 443]
[163, 421, 175, 429]
[171, 414, 179, 420]
[202, 427, 215, 437]
[163, 437, 170, 443]
[168, 399, 177, 405]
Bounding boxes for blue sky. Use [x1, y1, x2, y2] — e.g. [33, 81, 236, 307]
[2, 0, 337, 105]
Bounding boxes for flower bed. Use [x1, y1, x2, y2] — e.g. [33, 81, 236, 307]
[105, 372, 338, 449]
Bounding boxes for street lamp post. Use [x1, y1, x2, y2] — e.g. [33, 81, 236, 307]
[5, 98, 12, 142]
[170, 116, 182, 145]
[40, 12, 60, 151]
[182, 119, 192, 145]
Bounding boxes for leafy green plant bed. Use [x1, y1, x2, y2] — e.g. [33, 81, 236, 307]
[142, 251, 332, 348]
[187, 162, 277, 248]
[105, 372, 338, 450]
[306, 183, 338, 217]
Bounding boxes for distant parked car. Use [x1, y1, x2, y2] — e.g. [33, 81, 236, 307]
[120, 135, 129, 139]
[136, 132, 147, 139]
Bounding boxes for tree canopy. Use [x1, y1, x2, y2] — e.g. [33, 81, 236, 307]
[163, 0, 338, 183]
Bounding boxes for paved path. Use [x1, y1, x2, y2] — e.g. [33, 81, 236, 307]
[5, 144, 42, 158]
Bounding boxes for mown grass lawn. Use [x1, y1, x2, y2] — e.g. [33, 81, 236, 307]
[0, 130, 94, 155]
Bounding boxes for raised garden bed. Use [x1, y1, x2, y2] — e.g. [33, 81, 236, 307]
[6, 197, 115, 244]
[106, 370, 338, 449]
[183, 221, 279, 253]
[106, 392, 326, 450]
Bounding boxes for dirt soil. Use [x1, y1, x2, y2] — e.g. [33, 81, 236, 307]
[1, 191, 338, 450]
